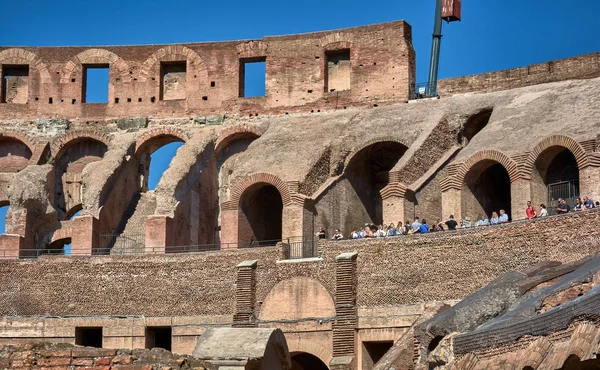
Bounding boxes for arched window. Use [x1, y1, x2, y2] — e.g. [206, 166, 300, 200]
[239, 183, 283, 246]
[462, 160, 511, 220]
[290, 352, 329, 370]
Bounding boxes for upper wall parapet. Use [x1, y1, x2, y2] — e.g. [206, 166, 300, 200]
[0, 21, 415, 120]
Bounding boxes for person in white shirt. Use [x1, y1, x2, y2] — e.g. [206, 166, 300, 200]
[539, 204, 548, 217]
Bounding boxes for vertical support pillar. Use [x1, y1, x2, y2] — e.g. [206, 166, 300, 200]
[233, 260, 258, 328]
[580, 166, 600, 204]
[220, 208, 239, 249]
[282, 205, 304, 239]
[511, 178, 533, 221]
[441, 189, 461, 221]
[71, 215, 99, 256]
[145, 215, 173, 254]
[330, 252, 358, 370]
[381, 182, 407, 226]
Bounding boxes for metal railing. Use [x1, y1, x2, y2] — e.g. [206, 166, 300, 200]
[547, 180, 580, 214]
[409, 82, 438, 100]
[282, 237, 318, 260]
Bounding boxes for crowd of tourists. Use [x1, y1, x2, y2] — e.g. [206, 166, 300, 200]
[318, 195, 598, 241]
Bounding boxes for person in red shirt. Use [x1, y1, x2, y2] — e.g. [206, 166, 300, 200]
[525, 201, 537, 219]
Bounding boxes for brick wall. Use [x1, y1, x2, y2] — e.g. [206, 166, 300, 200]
[0, 209, 599, 317]
[0, 342, 204, 369]
[438, 52, 600, 96]
[0, 21, 413, 120]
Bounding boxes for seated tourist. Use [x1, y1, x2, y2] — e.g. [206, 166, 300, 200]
[596, 201, 600, 208]
[556, 198, 571, 214]
[574, 197, 584, 211]
[475, 215, 490, 227]
[316, 227, 326, 239]
[583, 196, 595, 209]
[364, 226, 374, 238]
[539, 204, 548, 217]
[350, 228, 359, 239]
[332, 229, 343, 240]
[404, 221, 412, 235]
[376, 225, 386, 238]
[490, 211, 499, 225]
[387, 223, 397, 236]
[434, 222, 444, 232]
[411, 217, 422, 234]
[445, 215, 458, 231]
[498, 210, 509, 223]
[461, 217, 472, 228]
[525, 201, 537, 219]
[419, 219, 430, 234]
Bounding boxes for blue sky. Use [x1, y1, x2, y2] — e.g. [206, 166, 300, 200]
[0, 0, 598, 240]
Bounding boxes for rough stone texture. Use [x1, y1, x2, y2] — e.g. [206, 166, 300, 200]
[117, 117, 148, 130]
[0, 342, 205, 369]
[35, 118, 70, 136]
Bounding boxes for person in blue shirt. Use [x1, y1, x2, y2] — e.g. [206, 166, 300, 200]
[419, 219, 430, 234]
[475, 215, 490, 227]
[498, 209, 509, 223]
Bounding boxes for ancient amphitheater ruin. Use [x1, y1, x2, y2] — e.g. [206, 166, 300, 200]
[1, 18, 600, 370]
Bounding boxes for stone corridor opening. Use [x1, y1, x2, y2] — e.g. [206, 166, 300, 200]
[532, 147, 580, 209]
[239, 183, 283, 246]
[344, 141, 407, 227]
[291, 352, 329, 370]
[0, 137, 32, 173]
[462, 160, 511, 220]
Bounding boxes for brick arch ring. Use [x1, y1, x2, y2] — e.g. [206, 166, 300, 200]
[138, 45, 208, 83]
[454, 149, 521, 185]
[228, 173, 293, 209]
[0, 129, 47, 165]
[286, 339, 333, 367]
[51, 130, 111, 161]
[134, 127, 188, 157]
[0, 48, 52, 83]
[215, 126, 262, 155]
[344, 137, 411, 168]
[60, 48, 129, 83]
[525, 134, 589, 174]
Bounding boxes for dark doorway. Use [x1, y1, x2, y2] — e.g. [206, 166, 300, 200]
[239, 184, 283, 246]
[145, 326, 172, 351]
[75, 327, 103, 348]
[362, 341, 393, 369]
[291, 352, 329, 370]
[463, 161, 511, 220]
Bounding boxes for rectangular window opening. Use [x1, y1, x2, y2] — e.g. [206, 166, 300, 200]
[160, 62, 187, 101]
[325, 49, 350, 93]
[239, 57, 266, 98]
[145, 327, 172, 351]
[83, 65, 109, 103]
[75, 327, 103, 348]
[362, 341, 393, 370]
[1, 65, 30, 104]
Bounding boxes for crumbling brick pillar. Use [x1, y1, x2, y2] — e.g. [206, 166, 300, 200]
[441, 189, 461, 221]
[145, 215, 173, 254]
[330, 252, 358, 370]
[220, 208, 239, 249]
[0, 235, 24, 259]
[233, 260, 258, 328]
[579, 166, 600, 203]
[71, 215, 99, 256]
[282, 205, 305, 239]
[380, 182, 407, 226]
[510, 178, 533, 221]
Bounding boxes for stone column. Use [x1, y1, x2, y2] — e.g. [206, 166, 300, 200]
[579, 166, 600, 203]
[510, 178, 533, 221]
[380, 182, 407, 226]
[220, 208, 239, 249]
[233, 260, 258, 328]
[282, 205, 304, 239]
[144, 215, 173, 254]
[441, 189, 461, 220]
[71, 215, 99, 256]
[330, 252, 358, 370]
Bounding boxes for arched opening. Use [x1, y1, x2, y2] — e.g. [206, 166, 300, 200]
[0, 203, 9, 234]
[54, 138, 107, 219]
[291, 352, 329, 370]
[532, 147, 580, 212]
[0, 137, 32, 172]
[462, 160, 511, 221]
[42, 238, 71, 256]
[560, 354, 600, 370]
[137, 137, 185, 192]
[65, 204, 83, 221]
[343, 141, 407, 228]
[458, 108, 493, 145]
[239, 183, 283, 246]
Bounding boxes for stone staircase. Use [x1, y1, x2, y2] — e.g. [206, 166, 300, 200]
[110, 191, 157, 255]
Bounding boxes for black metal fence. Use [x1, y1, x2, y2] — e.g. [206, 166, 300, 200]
[547, 180, 580, 213]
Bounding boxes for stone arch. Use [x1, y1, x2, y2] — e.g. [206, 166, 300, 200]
[455, 150, 520, 185]
[344, 136, 410, 169]
[229, 173, 292, 208]
[287, 339, 332, 369]
[51, 227, 72, 243]
[259, 277, 335, 321]
[44, 236, 71, 254]
[319, 33, 354, 49]
[215, 126, 262, 156]
[138, 45, 208, 83]
[65, 204, 83, 220]
[517, 338, 553, 370]
[51, 130, 110, 161]
[526, 135, 589, 174]
[135, 127, 188, 157]
[60, 48, 129, 83]
[0, 130, 39, 172]
[0, 48, 51, 83]
[236, 41, 269, 59]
